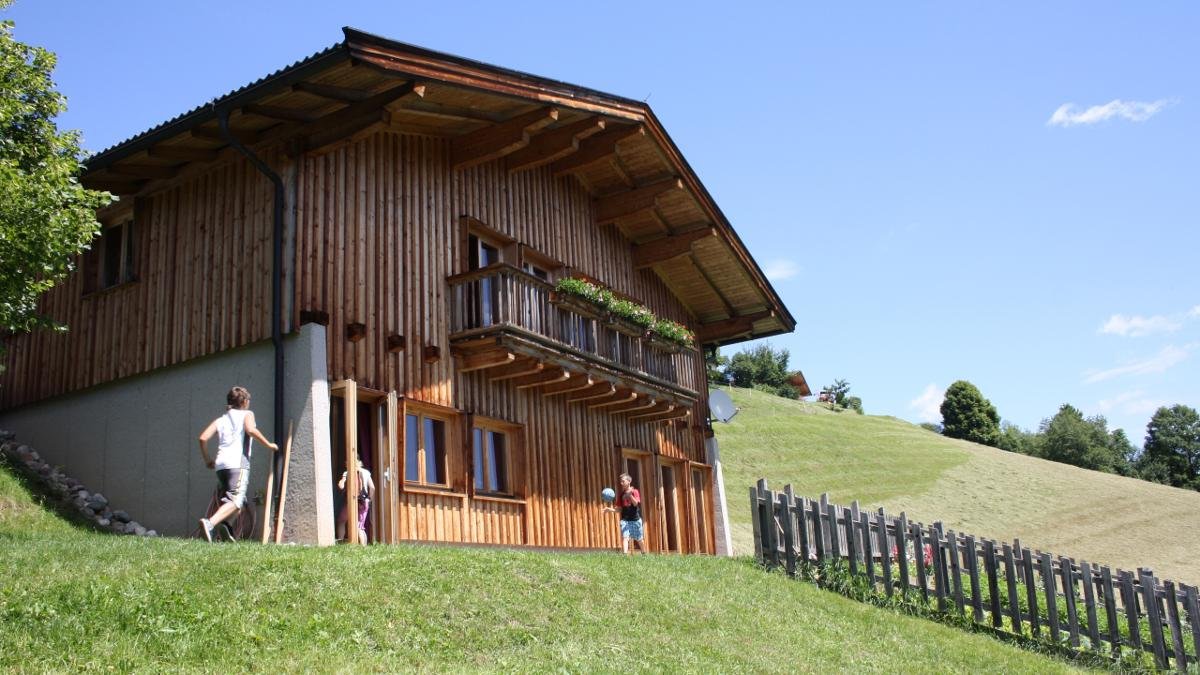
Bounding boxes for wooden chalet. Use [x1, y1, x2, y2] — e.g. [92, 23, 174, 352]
[0, 28, 795, 552]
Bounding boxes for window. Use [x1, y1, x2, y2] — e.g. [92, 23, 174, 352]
[402, 401, 458, 489]
[471, 416, 524, 498]
[85, 219, 135, 294]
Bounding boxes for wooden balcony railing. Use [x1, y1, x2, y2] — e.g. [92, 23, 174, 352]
[448, 264, 700, 397]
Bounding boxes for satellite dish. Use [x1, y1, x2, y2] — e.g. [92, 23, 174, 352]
[709, 390, 738, 423]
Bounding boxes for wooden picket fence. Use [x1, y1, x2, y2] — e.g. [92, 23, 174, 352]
[751, 479, 1200, 671]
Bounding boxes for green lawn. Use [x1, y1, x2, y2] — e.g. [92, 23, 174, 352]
[0, 456, 1084, 673]
[716, 386, 1200, 585]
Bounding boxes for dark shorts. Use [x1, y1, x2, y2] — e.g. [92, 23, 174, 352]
[216, 459, 250, 509]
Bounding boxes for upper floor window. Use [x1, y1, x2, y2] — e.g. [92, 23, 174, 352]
[84, 219, 135, 294]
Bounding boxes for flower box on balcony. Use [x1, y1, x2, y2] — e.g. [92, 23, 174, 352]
[548, 290, 604, 321]
[645, 334, 687, 354]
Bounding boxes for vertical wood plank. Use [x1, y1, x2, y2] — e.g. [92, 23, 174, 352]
[1185, 585, 1200, 670]
[750, 485, 763, 563]
[1024, 548, 1040, 637]
[932, 524, 947, 612]
[896, 513, 910, 597]
[913, 522, 929, 603]
[1042, 552, 1060, 643]
[876, 508, 893, 597]
[1080, 561, 1100, 651]
[1060, 556, 1080, 647]
[1121, 570, 1143, 652]
[1100, 566, 1120, 657]
[947, 529, 965, 615]
[1004, 543, 1021, 635]
[778, 491, 796, 578]
[1163, 581, 1186, 672]
[860, 510, 875, 589]
[812, 499, 826, 564]
[986, 540, 1003, 628]
[1142, 571, 1168, 670]
[844, 506, 859, 577]
[967, 535, 984, 623]
[796, 497, 810, 566]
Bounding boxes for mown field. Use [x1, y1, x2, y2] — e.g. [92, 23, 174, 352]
[716, 386, 1200, 585]
[0, 456, 1084, 673]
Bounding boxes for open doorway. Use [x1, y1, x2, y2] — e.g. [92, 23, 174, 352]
[659, 461, 683, 553]
[330, 382, 396, 544]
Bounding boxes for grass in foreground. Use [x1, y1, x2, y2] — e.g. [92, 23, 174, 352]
[0, 460, 1083, 673]
[716, 386, 1200, 584]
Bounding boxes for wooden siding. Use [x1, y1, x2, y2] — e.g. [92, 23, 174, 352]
[0, 154, 278, 408]
[297, 131, 712, 553]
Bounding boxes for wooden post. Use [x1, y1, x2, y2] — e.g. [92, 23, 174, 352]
[1080, 561, 1100, 651]
[796, 497, 811, 565]
[896, 513, 910, 597]
[1041, 552, 1060, 643]
[1185, 585, 1200, 671]
[272, 420, 295, 544]
[986, 540, 1003, 628]
[913, 522, 929, 603]
[932, 523, 947, 613]
[1121, 570, 1143, 652]
[819, 492, 830, 552]
[844, 507, 859, 577]
[1023, 548, 1040, 637]
[947, 530, 964, 615]
[877, 509, 893, 597]
[967, 535, 983, 623]
[1141, 571, 1168, 670]
[1163, 581, 1186, 672]
[1004, 543, 1021, 635]
[1101, 566, 1120, 657]
[750, 486, 763, 563]
[778, 491, 796, 578]
[260, 453, 277, 544]
[1060, 556, 1080, 647]
[860, 511, 875, 588]
[767, 490, 781, 570]
[826, 503, 841, 560]
[812, 499, 826, 563]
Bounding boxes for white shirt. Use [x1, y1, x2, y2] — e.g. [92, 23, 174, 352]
[214, 409, 252, 470]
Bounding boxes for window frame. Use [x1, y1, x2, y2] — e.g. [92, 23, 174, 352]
[84, 216, 137, 296]
[400, 398, 463, 494]
[469, 415, 524, 498]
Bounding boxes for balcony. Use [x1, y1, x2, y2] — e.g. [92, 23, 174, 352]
[447, 264, 700, 420]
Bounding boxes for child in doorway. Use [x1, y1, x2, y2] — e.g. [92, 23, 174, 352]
[336, 457, 375, 544]
[196, 386, 278, 542]
[603, 472, 644, 554]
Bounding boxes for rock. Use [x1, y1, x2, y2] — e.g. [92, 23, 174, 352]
[145, 530, 157, 537]
[97, 518, 111, 527]
[85, 493, 108, 511]
[111, 510, 131, 524]
[132, 524, 147, 536]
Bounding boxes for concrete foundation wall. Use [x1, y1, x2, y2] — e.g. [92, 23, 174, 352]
[0, 325, 332, 543]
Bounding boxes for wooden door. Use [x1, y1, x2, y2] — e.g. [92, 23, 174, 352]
[690, 464, 713, 554]
[659, 461, 683, 553]
[330, 382, 398, 545]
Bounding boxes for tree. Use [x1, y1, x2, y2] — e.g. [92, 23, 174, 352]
[996, 421, 1037, 455]
[704, 348, 730, 384]
[0, 7, 111, 341]
[1137, 405, 1200, 490]
[1037, 404, 1131, 475]
[824, 378, 851, 406]
[726, 343, 801, 399]
[939, 380, 1000, 447]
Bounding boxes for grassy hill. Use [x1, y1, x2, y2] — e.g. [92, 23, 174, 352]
[0, 455, 1083, 672]
[716, 386, 1200, 584]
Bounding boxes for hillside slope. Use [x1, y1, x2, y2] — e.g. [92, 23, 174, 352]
[716, 386, 1200, 584]
[0, 457, 1082, 673]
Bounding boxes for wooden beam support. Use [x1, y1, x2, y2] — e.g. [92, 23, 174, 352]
[566, 382, 616, 403]
[587, 391, 638, 410]
[695, 311, 775, 344]
[457, 350, 516, 373]
[541, 373, 593, 397]
[396, 99, 506, 124]
[628, 402, 675, 420]
[505, 116, 606, 172]
[609, 397, 660, 415]
[512, 367, 570, 390]
[292, 81, 373, 103]
[81, 177, 145, 194]
[594, 177, 684, 225]
[635, 407, 691, 424]
[243, 103, 321, 124]
[550, 124, 644, 176]
[107, 164, 181, 180]
[191, 125, 262, 145]
[632, 227, 718, 269]
[451, 106, 558, 170]
[146, 145, 220, 162]
[486, 358, 544, 382]
[285, 81, 424, 155]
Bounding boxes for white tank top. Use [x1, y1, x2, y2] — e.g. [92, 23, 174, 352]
[214, 409, 252, 470]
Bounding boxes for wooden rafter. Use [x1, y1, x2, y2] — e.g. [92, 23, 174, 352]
[635, 407, 691, 424]
[107, 164, 180, 180]
[505, 117, 607, 172]
[396, 99, 506, 123]
[81, 177, 145, 194]
[451, 106, 558, 169]
[587, 390, 638, 410]
[191, 125, 261, 145]
[513, 367, 570, 390]
[286, 81, 425, 155]
[541, 373, 592, 397]
[594, 177, 684, 225]
[609, 396, 658, 414]
[243, 103, 321, 124]
[566, 382, 616, 403]
[681, 252, 734, 317]
[695, 311, 775, 344]
[487, 358, 544, 382]
[146, 146, 220, 162]
[632, 227, 717, 269]
[292, 81, 372, 103]
[550, 124, 645, 176]
[457, 350, 515, 373]
[628, 401, 674, 420]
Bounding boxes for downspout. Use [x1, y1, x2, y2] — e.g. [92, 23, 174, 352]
[215, 107, 286, 494]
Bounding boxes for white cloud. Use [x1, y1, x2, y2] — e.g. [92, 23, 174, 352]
[763, 259, 801, 281]
[1191, 305, 1200, 318]
[1083, 344, 1193, 384]
[1047, 99, 1172, 127]
[908, 383, 943, 423]
[1100, 313, 1182, 337]
[1097, 389, 1167, 417]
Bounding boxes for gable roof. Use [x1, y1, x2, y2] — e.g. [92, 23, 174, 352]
[83, 27, 795, 346]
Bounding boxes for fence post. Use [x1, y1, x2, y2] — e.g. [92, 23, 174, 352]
[860, 510, 875, 588]
[1121, 570, 1143, 652]
[826, 502, 841, 560]
[896, 513, 910, 597]
[966, 535, 983, 623]
[986, 540, 1003, 628]
[1163, 580, 1186, 672]
[1100, 566, 1120, 657]
[1022, 548, 1040, 637]
[1041, 552, 1060, 644]
[1142, 571, 1168, 670]
[1060, 556, 1080, 647]
[947, 530, 964, 615]
[932, 523, 947, 613]
[913, 522, 929, 603]
[877, 508, 893, 597]
[1185, 585, 1200, 671]
[812, 499, 826, 564]
[750, 485, 763, 563]
[1003, 544, 1021, 635]
[1079, 561, 1100, 650]
[778, 491, 796, 578]
[844, 506, 859, 577]
[796, 496, 810, 568]
[766, 490, 781, 570]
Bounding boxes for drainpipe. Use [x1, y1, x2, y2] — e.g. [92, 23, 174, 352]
[215, 107, 286, 497]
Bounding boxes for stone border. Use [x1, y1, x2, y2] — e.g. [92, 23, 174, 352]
[0, 430, 157, 537]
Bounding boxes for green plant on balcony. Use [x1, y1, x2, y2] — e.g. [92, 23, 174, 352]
[553, 278, 694, 349]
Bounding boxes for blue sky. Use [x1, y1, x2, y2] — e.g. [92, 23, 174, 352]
[8, 1, 1198, 440]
